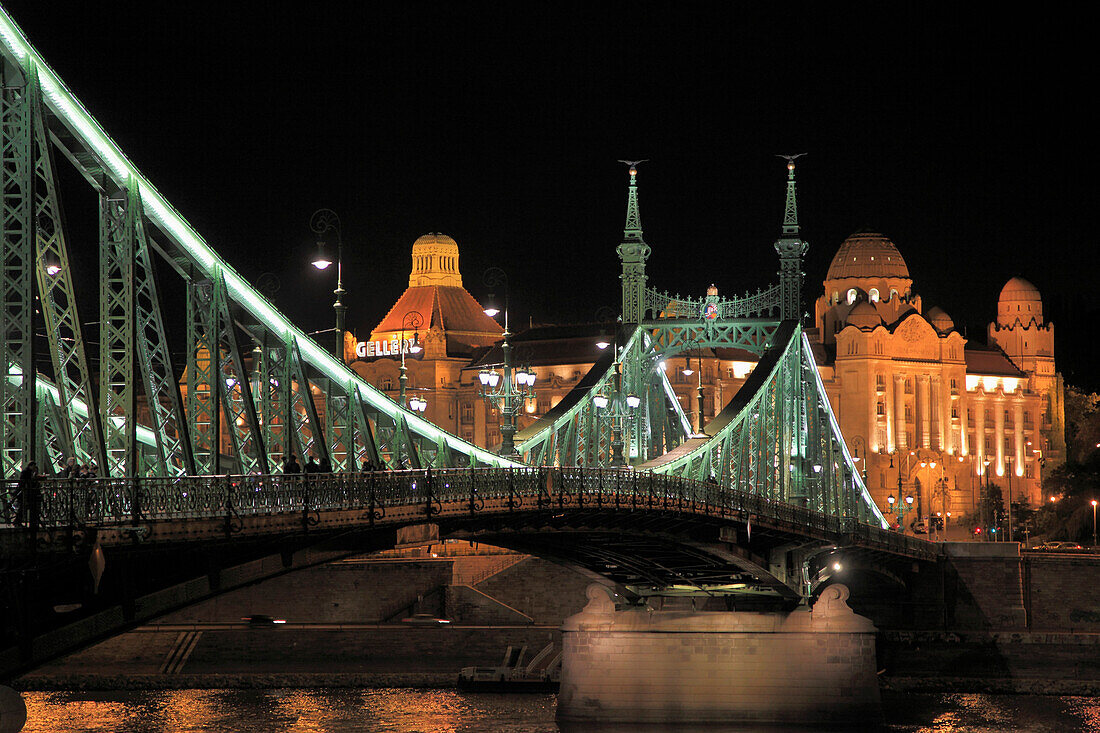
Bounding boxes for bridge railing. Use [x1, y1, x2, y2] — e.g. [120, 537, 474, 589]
[1, 469, 934, 557]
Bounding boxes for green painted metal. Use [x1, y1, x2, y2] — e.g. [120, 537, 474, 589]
[616, 161, 650, 325]
[286, 336, 325, 467]
[640, 323, 888, 528]
[99, 187, 136, 476]
[28, 60, 106, 472]
[186, 280, 217, 474]
[516, 327, 693, 467]
[775, 155, 808, 322]
[212, 273, 266, 474]
[0, 10, 522, 475]
[129, 185, 194, 477]
[257, 339, 291, 471]
[0, 58, 34, 475]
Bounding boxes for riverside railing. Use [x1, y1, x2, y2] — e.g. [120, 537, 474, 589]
[1, 468, 935, 558]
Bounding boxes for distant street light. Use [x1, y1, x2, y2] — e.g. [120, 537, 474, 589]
[1092, 499, 1098, 548]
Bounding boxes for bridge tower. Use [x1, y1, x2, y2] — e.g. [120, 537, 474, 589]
[617, 162, 650, 325]
[775, 155, 809, 322]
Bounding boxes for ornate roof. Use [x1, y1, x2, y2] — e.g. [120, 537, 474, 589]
[826, 232, 909, 281]
[998, 276, 1041, 303]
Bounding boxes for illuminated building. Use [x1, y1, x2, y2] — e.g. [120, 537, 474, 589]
[351, 230, 1064, 523]
[812, 231, 1065, 521]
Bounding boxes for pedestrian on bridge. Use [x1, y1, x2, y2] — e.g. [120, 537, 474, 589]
[283, 454, 301, 474]
[319, 456, 332, 473]
[59, 457, 78, 479]
[305, 456, 320, 474]
[360, 458, 375, 473]
[15, 461, 39, 531]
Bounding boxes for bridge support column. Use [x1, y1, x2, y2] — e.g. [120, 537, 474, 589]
[558, 584, 880, 727]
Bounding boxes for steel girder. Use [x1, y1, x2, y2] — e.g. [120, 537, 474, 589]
[516, 327, 692, 467]
[99, 188, 136, 476]
[638, 323, 887, 529]
[0, 11, 519, 476]
[0, 59, 34, 475]
[29, 61, 106, 471]
[642, 318, 779, 359]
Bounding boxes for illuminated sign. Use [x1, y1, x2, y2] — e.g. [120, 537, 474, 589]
[356, 337, 421, 360]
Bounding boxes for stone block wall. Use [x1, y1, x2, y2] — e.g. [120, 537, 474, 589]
[444, 585, 533, 625]
[943, 550, 1100, 632]
[160, 560, 454, 624]
[474, 558, 591, 623]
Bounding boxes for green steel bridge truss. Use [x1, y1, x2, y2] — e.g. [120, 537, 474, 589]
[0, 7, 884, 533]
[0, 10, 518, 478]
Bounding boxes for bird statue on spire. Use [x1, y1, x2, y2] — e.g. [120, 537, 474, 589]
[618, 159, 648, 175]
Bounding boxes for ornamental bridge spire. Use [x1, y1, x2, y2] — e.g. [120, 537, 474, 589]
[774, 154, 809, 322]
[617, 160, 651, 325]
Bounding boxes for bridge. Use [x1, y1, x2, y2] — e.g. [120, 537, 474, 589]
[0, 5, 936, 684]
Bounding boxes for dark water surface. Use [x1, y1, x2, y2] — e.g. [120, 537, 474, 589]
[18, 688, 1100, 732]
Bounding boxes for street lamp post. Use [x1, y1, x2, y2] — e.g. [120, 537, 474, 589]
[309, 208, 346, 361]
[398, 311, 424, 408]
[1005, 454, 1015, 543]
[479, 268, 536, 457]
[594, 343, 641, 466]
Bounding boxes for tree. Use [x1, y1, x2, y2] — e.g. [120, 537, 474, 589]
[1063, 386, 1100, 465]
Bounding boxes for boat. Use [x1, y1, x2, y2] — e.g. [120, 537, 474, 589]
[457, 642, 561, 692]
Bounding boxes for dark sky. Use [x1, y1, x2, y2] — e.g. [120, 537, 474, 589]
[3, 3, 1097, 389]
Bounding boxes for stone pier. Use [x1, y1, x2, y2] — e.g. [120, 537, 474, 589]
[557, 584, 880, 726]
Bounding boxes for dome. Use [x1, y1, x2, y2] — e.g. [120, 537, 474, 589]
[826, 232, 909, 281]
[846, 301, 882, 330]
[999, 277, 1041, 303]
[410, 233, 461, 287]
[926, 306, 954, 333]
[997, 276, 1043, 324]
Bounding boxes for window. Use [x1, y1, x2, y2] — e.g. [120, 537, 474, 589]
[876, 374, 885, 391]
[382, 378, 393, 391]
[460, 402, 473, 424]
[869, 288, 880, 303]
[1025, 463, 1035, 479]
[877, 401, 885, 416]
[1024, 411, 1032, 426]
[950, 378, 958, 394]
[905, 379, 913, 394]
[833, 291, 839, 304]
[847, 288, 858, 305]
[951, 405, 959, 418]
[904, 404, 912, 419]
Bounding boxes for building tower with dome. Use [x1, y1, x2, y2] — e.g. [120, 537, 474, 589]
[811, 231, 1064, 528]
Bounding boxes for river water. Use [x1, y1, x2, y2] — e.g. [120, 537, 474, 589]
[17, 688, 1100, 732]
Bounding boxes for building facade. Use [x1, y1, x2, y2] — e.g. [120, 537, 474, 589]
[811, 232, 1065, 525]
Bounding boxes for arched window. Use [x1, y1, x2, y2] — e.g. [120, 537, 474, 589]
[890, 289, 899, 301]
[869, 288, 880, 303]
[847, 288, 858, 305]
[833, 291, 839, 304]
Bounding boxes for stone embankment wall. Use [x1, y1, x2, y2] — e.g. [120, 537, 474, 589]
[943, 544, 1100, 632]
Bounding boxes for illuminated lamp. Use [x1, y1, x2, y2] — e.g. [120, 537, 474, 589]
[45, 263, 61, 276]
[487, 371, 500, 388]
[311, 242, 332, 270]
[625, 393, 641, 409]
[478, 370, 491, 386]
[593, 394, 609, 409]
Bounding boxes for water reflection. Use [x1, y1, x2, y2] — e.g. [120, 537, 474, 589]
[18, 689, 1100, 733]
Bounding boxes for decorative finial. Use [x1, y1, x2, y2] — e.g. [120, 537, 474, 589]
[617, 159, 648, 243]
[776, 154, 806, 236]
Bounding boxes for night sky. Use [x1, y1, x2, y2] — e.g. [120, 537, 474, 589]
[3, 3, 1096, 389]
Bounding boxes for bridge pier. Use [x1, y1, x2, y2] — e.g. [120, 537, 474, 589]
[557, 584, 880, 727]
